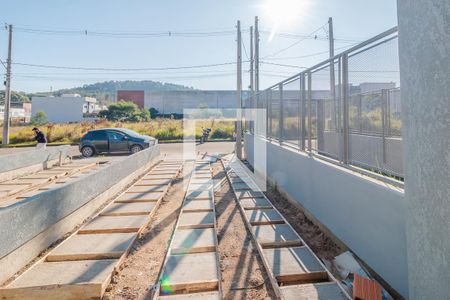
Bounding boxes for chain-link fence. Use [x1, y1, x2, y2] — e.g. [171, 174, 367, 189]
[246, 27, 403, 179]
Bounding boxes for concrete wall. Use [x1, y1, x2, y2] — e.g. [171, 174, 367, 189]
[144, 90, 251, 114]
[245, 133, 408, 297]
[0, 145, 160, 283]
[398, 1, 450, 299]
[0, 145, 71, 174]
[31, 97, 84, 123]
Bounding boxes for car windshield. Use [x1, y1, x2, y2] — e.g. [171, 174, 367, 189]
[118, 128, 142, 138]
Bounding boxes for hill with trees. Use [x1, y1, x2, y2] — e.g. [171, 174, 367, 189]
[1, 80, 195, 105]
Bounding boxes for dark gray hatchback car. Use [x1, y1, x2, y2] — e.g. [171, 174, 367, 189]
[79, 128, 156, 157]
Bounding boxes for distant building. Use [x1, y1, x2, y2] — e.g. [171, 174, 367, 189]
[117, 90, 145, 109]
[0, 102, 32, 123]
[31, 94, 99, 123]
[117, 90, 250, 114]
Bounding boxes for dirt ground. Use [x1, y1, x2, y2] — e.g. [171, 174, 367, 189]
[103, 163, 192, 300]
[212, 162, 277, 300]
[264, 185, 344, 264]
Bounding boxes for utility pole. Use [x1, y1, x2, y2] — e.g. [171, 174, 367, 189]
[236, 20, 242, 160]
[2, 24, 12, 145]
[250, 26, 254, 97]
[254, 16, 260, 94]
[328, 17, 336, 130]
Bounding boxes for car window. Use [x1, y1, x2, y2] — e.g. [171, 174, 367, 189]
[118, 128, 141, 138]
[107, 131, 125, 141]
[91, 131, 107, 140]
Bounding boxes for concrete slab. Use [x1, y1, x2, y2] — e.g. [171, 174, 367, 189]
[159, 291, 220, 300]
[116, 191, 163, 202]
[161, 253, 219, 294]
[252, 224, 301, 247]
[178, 212, 215, 229]
[127, 185, 168, 193]
[183, 199, 214, 212]
[47, 233, 137, 261]
[186, 190, 213, 200]
[280, 282, 348, 300]
[79, 215, 150, 234]
[11, 178, 51, 185]
[263, 247, 327, 283]
[235, 190, 265, 199]
[231, 182, 252, 191]
[171, 228, 216, 254]
[101, 202, 156, 216]
[0, 259, 117, 300]
[143, 174, 174, 180]
[240, 198, 273, 209]
[151, 170, 178, 175]
[244, 209, 284, 225]
[135, 179, 172, 186]
[189, 178, 213, 185]
[188, 183, 212, 191]
[0, 184, 28, 192]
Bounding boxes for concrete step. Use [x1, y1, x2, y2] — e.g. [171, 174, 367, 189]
[79, 215, 150, 234]
[46, 233, 136, 262]
[244, 209, 285, 225]
[0, 259, 118, 300]
[280, 282, 348, 300]
[171, 228, 216, 254]
[178, 212, 215, 229]
[263, 247, 328, 284]
[116, 191, 164, 202]
[160, 253, 219, 295]
[251, 224, 302, 248]
[100, 202, 156, 216]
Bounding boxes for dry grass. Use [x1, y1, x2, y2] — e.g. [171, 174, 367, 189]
[0, 119, 235, 145]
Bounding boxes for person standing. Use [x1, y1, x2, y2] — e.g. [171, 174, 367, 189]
[32, 127, 47, 150]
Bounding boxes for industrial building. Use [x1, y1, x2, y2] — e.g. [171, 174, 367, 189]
[31, 94, 101, 123]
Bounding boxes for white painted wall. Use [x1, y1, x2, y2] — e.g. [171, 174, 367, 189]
[31, 97, 85, 123]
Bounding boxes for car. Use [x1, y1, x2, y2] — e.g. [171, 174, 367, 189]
[79, 128, 157, 157]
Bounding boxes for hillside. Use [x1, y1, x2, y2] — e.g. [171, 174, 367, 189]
[25, 80, 195, 104]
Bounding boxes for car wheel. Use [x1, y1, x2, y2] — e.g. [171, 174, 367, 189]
[130, 144, 143, 154]
[81, 146, 95, 157]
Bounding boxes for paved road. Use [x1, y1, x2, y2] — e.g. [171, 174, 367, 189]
[0, 142, 235, 158]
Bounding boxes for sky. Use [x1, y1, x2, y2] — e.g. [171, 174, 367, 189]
[0, 0, 398, 93]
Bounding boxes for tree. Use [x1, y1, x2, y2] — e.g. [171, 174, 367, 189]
[99, 101, 150, 122]
[149, 107, 159, 119]
[30, 111, 48, 125]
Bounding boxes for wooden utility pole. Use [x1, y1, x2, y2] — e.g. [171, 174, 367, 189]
[2, 24, 12, 145]
[250, 26, 254, 98]
[254, 16, 260, 94]
[236, 20, 242, 159]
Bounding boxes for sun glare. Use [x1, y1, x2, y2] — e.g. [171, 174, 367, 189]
[262, 0, 311, 40]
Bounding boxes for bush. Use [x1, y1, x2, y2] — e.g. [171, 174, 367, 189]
[30, 111, 48, 125]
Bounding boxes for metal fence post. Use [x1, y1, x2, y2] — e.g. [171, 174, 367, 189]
[307, 72, 312, 153]
[301, 73, 306, 151]
[268, 90, 272, 140]
[381, 89, 388, 165]
[342, 54, 349, 164]
[279, 83, 283, 144]
[358, 94, 363, 133]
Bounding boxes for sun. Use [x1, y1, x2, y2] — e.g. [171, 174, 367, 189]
[261, 0, 311, 40]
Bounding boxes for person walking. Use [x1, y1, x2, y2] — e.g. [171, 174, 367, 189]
[32, 127, 47, 150]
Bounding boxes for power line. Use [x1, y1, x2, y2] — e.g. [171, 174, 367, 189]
[11, 61, 248, 71]
[261, 23, 328, 59]
[260, 61, 306, 69]
[0, 58, 6, 69]
[8, 26, 249, 38]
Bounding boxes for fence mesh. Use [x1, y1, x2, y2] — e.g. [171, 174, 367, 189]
[281, 78, 301, 146]
[248, 29, 402, 179]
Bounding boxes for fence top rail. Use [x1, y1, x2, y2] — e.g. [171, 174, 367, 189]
[264, 26, 398, 91]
